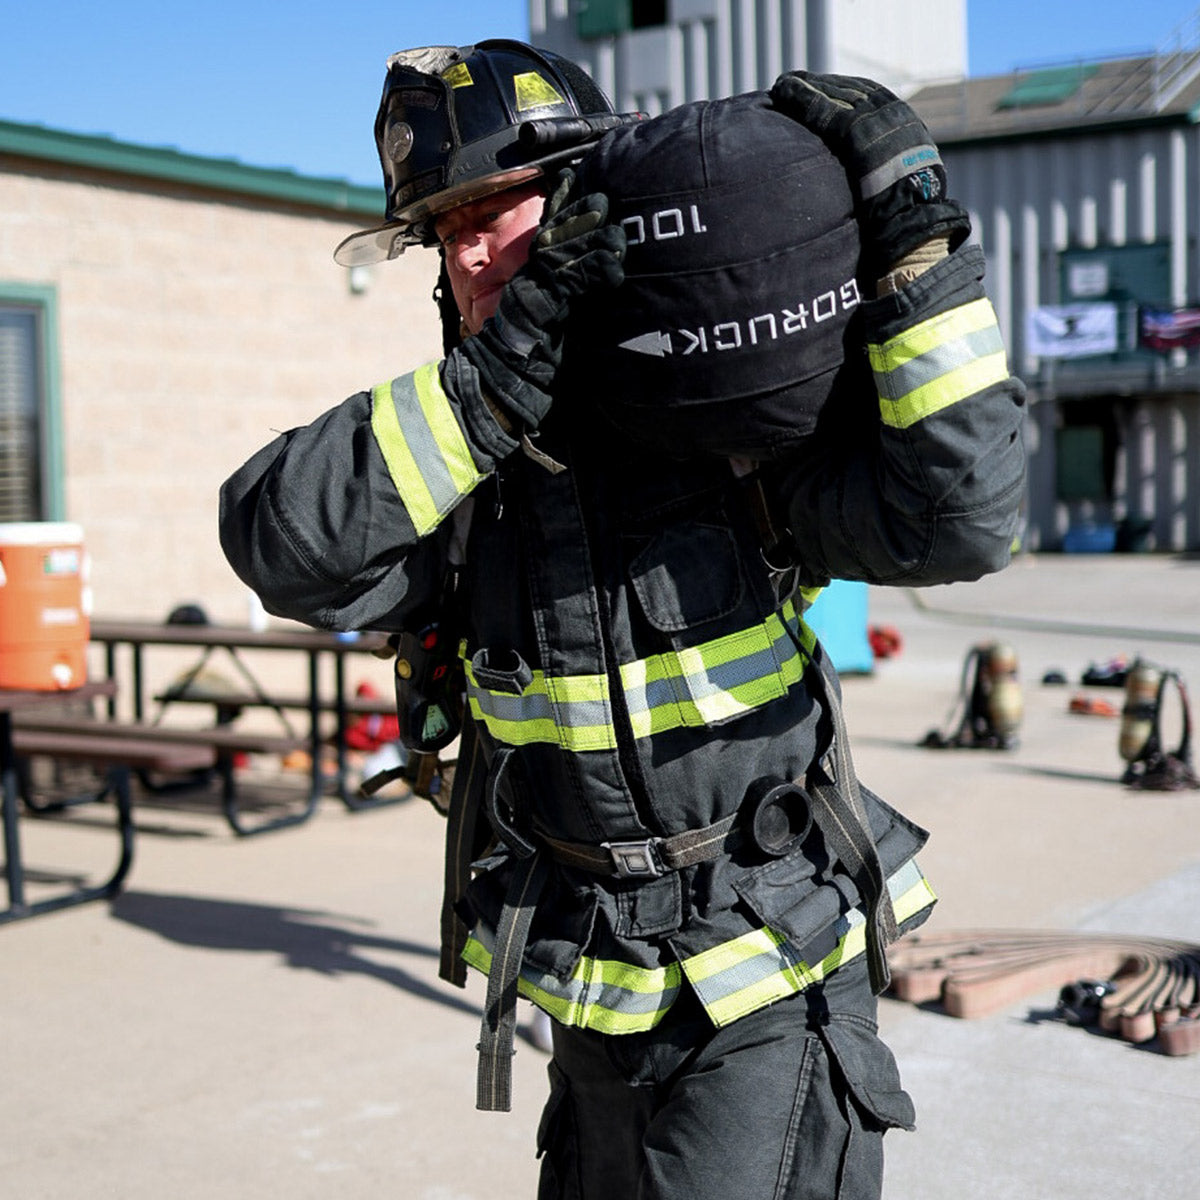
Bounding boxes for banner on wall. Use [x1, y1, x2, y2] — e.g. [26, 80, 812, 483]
[1025, 303, 1118, 358]
[1139, 306, 1200, 352]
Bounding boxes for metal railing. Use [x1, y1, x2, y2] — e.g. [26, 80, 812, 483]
[928, 4, 1200, 132]
[1152, 8, 1200, 109]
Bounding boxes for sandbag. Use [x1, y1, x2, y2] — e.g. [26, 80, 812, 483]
[565, 90, 869, 460]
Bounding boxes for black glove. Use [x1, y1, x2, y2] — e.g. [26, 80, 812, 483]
[455, 169, 626, 431]
[769, 71, 970, 278]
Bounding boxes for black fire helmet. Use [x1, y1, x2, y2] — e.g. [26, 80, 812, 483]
[335, 40, 629, 267]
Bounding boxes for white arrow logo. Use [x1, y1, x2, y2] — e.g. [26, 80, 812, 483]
[619, 330, 673, 357]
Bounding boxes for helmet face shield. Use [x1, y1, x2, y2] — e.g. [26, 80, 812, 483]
[334, 39, 617, 266]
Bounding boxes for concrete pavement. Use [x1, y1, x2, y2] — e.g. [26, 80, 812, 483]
[4, 552, 1199, 1198]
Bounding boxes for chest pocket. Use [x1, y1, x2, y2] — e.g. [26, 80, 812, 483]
[629, 520, 745, 634]
[624, 510, 808, 735]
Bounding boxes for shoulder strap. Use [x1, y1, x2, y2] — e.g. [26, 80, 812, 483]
[438, 717, 489, 987]
[805, 649, 898, 995]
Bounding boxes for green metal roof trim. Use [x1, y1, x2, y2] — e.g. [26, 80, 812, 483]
[996, 64, 1100, 109]
[0, 118, 384, 216]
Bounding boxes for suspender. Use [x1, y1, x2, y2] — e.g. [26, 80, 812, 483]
[804, 649, 898, 995]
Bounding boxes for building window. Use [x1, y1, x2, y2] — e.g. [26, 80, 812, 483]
[632, 0, 666, 26]
[578, 0, 666, 38]
[0, 286, 62, 522]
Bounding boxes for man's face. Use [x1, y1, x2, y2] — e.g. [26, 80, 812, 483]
[434, 184, 546, 335]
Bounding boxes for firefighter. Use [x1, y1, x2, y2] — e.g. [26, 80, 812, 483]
[219, 40, 1026, 1200]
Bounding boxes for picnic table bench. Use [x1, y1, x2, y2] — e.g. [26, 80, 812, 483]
[154, 687, 398, 718]
[1, 680, 183, 923]
[5, 728, 220, 923]
[12, 713, 313, 837]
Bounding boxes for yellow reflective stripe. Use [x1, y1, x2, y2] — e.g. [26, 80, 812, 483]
[467, 603, 812, 748]
[465, 697, 617, 752]
[695, 869, 938, 1027]
[891, 863, 938, 926]
[371, 380, 433, 532]
[464, 661, 618, 751]
[622, 601, 811, 738]
[546, 672, 610, 706]
[462, 934, 681, 1035]
[623, 657, 786, 738]
[463, 863, 937, 1034]
[683, 925, 789, 984]
[879, 352, 1009, 430]
[415, 360, 485, 492]
[870, 297, 1009, 430]
[369, 362, 484, 536]
[872, 297, 997, 364]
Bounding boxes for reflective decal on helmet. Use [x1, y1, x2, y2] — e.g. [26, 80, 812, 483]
[513, 72, 565, 112]
[443, 62, 473, 88]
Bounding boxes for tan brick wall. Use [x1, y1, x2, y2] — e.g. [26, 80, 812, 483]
[1, 159, 443, 635]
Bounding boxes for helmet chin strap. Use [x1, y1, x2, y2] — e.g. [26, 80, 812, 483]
[434, 251, 465, 357]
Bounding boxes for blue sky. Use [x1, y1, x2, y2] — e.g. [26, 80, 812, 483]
[1, 1, 1197, 187]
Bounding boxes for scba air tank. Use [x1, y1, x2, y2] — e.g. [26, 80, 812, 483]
[565, 90, 869, 460]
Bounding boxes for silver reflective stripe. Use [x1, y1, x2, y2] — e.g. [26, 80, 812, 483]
[466, 670, 617, 752]
[465, 602, 814, 748]
[859, 143, 942, 199]
[462, 860, 937, 1034]
[621, 605, 811, 736]
[462, 927, 683, 1035]
[878, 320, 1005, 406]
[870, 298, 1010, 429]
[687, 859, 935, 1026]
[370, 362, 485, 536]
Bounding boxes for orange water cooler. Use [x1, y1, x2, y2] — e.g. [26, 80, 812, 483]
[0, 522, 90, 690]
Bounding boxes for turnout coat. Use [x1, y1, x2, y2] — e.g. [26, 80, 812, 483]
[220, 242, 1025, 1056]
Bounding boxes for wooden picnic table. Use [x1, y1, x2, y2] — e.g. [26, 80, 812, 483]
[88, 619, 396, 825]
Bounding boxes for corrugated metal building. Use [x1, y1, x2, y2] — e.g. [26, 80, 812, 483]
[913, 29, 1200, 552]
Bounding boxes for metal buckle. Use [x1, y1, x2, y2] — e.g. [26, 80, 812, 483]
[602, 839, 663, 879]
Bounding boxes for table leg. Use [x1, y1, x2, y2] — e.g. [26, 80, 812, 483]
[1, 712, 27, 916]
[131, 644, 145, 722]
[336, 650, 407, 813]
[104, 644, 118, 719]
[333, 652, 350, 801]
[0, 763, 135, 925]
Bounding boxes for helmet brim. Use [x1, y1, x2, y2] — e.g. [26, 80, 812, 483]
[333, 167, 544, 266]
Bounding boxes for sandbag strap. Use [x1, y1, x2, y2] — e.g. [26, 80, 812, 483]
[539, 812, 741, 878]
[806, 651, 898, 995]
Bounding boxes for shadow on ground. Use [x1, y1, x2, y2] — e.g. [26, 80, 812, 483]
[110, 889, 480, 1019]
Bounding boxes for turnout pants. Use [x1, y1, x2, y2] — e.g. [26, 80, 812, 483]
[535, 960, 915, 1200]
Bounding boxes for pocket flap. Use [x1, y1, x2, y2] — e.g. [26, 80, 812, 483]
[733, 849, 855, 961]
[630, 522, 743, 632]
[820, 1016, 916, 1132]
